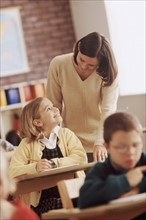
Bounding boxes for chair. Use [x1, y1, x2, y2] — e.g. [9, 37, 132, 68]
[42, 177, 84, 220]
[41, 177, 146, 220]
[57, 177, 85, 209]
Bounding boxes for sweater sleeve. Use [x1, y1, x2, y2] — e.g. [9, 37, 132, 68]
[51, 128, 88, 167]
[78, 164, 131, 208]
[94, 77, 119, 146]
[9, 140, 38, 179]
[46, 57, 63, 113]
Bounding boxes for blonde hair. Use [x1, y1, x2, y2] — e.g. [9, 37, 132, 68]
[19, 97, 45, 142]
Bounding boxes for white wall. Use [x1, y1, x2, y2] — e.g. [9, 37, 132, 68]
[104, 0, 145, 96]
[118, 94, 146, 150]
[70, 0, 110, 40]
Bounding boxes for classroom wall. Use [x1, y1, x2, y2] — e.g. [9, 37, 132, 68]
[69, 0, 110, 40]
[0, 0, 75, 86]
[118, 95, 146, 150]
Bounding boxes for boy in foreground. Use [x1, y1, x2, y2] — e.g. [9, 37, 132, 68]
[78, 112, 146, 220]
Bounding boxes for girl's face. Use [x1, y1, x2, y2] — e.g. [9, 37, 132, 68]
[34, 98, 62, 135]
[75, 51, 99, 79]
[105, 130, 143, 170]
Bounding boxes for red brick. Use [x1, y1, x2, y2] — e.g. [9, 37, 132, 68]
[1, 0, 75, 85]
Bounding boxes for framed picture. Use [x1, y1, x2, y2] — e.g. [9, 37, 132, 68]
[0, 7, 30, 77]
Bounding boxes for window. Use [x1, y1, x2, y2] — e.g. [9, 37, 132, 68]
[104, 0, 145, 95]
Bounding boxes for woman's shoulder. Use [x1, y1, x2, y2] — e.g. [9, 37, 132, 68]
[51, 53, 73, 64]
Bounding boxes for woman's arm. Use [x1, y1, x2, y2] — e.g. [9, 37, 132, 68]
[93, 77, 119, 161]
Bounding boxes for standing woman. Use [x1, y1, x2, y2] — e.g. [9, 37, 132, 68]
[46, 32, 119, 162]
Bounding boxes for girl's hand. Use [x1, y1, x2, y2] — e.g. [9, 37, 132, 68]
[36, 159, 53, 172]
[93, 145, 108, 162]
[126, 166, 146, 187]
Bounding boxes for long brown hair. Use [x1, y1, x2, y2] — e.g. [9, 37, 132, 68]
[73, 32, 118, 86]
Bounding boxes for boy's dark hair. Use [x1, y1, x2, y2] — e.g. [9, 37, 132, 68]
[104, 112, 143, 144]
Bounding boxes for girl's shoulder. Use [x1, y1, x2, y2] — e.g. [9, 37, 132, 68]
[58, 127, 74, 136]
[18, 138, 42, 149]
[19, 138, 30, 145]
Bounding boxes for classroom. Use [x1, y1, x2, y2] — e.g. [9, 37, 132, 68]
[0, 1, 145, 220]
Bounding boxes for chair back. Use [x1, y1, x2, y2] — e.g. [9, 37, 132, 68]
[57, 177, 85, 209]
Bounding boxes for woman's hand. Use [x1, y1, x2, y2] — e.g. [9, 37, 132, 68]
[93, 145, 108, 162]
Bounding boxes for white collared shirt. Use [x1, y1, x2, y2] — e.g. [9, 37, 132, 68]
[40, 126, 61, 149]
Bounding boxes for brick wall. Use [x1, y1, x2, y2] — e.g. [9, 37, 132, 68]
[0, 0, 76, 86]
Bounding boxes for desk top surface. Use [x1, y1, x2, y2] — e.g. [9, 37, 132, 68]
[15, 162, 96, 182]
[42, 193, 146, 220]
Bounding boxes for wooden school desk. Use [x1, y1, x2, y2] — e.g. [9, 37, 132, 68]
[14, 162, 95, 197]
[42, 193, 146, 220]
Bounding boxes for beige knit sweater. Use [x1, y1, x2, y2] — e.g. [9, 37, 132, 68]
[46, 53, 119, 152]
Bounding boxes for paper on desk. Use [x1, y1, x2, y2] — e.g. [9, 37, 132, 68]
[109, 192, 146, 204]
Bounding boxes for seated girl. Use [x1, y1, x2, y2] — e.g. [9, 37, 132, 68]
[9, 97, 87, 216]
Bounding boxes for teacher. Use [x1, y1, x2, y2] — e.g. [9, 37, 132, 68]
[46, 32, 119, 162]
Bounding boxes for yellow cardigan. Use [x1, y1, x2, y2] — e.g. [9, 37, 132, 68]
[9, 128, 87, 207]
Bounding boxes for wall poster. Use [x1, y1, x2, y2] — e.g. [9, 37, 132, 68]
[0, 7, 29, 77]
